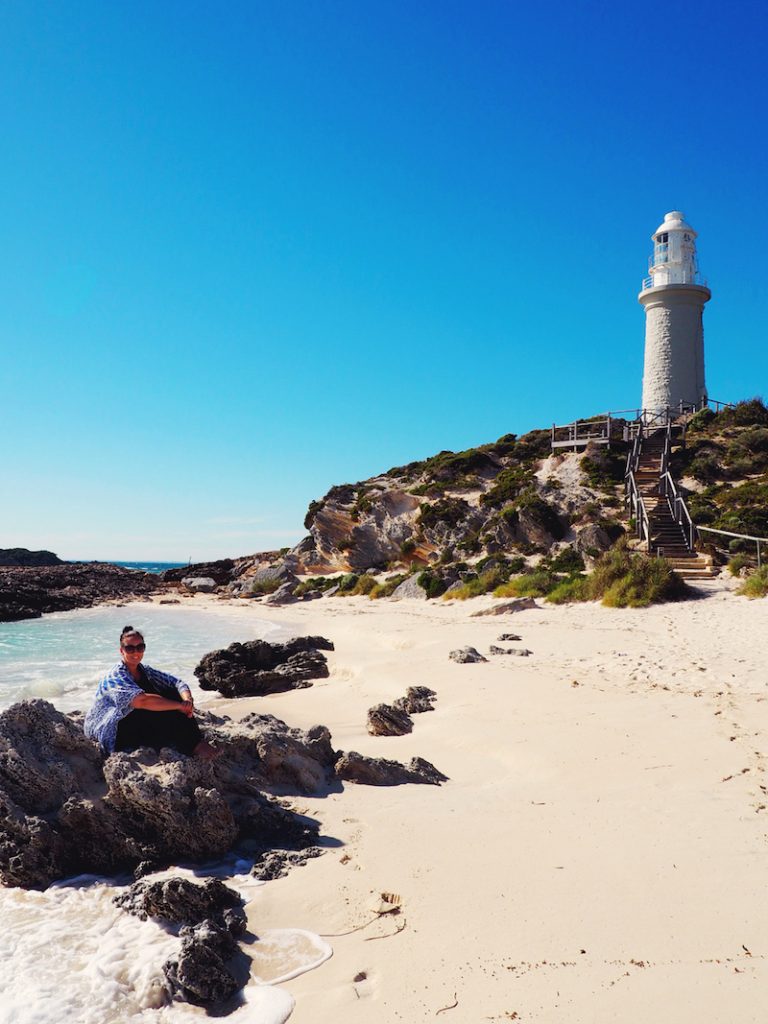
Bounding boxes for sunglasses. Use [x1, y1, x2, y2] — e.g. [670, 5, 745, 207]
[122, 643, 146, 653]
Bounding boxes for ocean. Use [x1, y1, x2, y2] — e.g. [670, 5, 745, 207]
[111, 561, 188, 574]
[0, 603, 331, 1024]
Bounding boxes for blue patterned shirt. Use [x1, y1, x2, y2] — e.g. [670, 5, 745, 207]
[84, 662, 191, 754]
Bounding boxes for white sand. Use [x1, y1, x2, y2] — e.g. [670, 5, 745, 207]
[189, 585, 768, 1022]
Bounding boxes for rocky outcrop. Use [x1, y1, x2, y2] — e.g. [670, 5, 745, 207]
[367, 686, 438, 735]
[393, 686, 437, 714]
[489, 645, 531, 656]
[470, 598, 538, 617]
[181, 576, 217, 593]
[162, 559, 236, 586]
[0, 547, 62, 567]
[194, 637, 335, 698]
[0, 563, 162, 623]
[117, 877, 246, 1007]
[0, 698, 447, 889]
[449, 646, 488, 663]
[390, 575, 428, 601]
[0, 700, 321, 889]
[335, 752, 448, 786]
[367, 703, 413, 736]
[115, 876, 244, 927]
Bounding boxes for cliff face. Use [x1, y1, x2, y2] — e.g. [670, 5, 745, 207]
[294, 428, 627, 574]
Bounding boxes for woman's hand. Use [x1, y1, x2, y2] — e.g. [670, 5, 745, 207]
[132, 693, 195, 715]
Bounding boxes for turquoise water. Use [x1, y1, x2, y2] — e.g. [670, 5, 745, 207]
[0, 602, 289, 712]
[111, 561, 187, 574]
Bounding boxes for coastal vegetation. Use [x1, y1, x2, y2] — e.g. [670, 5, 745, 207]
[737, 565, 768, 598]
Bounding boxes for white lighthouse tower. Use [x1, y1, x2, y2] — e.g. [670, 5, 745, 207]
[639, 211, 710, 418]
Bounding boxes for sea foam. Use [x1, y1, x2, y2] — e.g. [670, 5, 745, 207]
[0, 870, 330, 1024]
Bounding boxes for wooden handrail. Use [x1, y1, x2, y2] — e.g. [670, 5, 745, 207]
[659, 470, 697, 550]
[697, 526, 766, 568]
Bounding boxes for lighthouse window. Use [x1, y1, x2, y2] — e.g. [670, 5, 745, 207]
[658, 233, 668, 243]
[684, 233, 691, 241]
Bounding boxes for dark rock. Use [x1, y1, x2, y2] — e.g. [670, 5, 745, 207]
[212, 713, 337, 794]
[0, 547, 62, 567]
[0, 563, 162, 624]
[164, 924, 240, 1006]
[114, 877, 242, 926]
[335, 751, 448, 786]
[497, 633, 522, 641]
[161, 560, 235, 586]
[471, 598, 538, 617]
[159, 598, 181, 605]
[449, 646, 488, 663]
[489, 645, 531, 656]
[251, 846, 324, 881]
[366, 703, 413, 736]
[392, 686, 437, 714]
[194, 636, 335, 698]
[0, 700, 327, 889]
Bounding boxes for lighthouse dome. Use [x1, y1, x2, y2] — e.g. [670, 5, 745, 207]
[652, 211, 696, 239]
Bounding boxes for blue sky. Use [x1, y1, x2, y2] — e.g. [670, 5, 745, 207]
[1, 1, 766, 561]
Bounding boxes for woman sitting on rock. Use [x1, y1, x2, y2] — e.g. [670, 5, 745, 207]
[84, 625, 217, 760]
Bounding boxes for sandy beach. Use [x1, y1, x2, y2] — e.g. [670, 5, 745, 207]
[161, 581, 768, 1023]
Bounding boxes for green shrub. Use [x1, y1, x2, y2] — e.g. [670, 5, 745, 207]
[687, 450, 722, 484]
[515, 491, 566, 540]
[738, 565, 768, 598]
[336, 573, 360, 593]
[447, 567, 511, 600]
[715, 481, 768, 536]
[544, 547, 585, 574]
[546, 577, 591, 604]
[581, 450, 626, 490]
[687, 406, 716, 432]
[481, 466, 535, 507]
[400, 539, 416, 556]
[417, 498, 470, 531]
[728, 554, 751, 577]
[457, 531, 482, 554]
[304, 499, 323, 530]
[416, 569, 448, 599]
[494, 570, 556, 599]
[294, 576, 338, 597]
[369, 573, 409, 599]
[720, 398, 768, 428]
[587, 541, 690, 607]
[338, 573, 378, 597]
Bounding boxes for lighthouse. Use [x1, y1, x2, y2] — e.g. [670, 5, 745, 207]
[639, 211, 710, 418]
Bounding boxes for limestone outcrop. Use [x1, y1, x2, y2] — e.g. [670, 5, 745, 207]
[0, 700, 321, 889]
[0, 563, 162, 623]
[367, 686, 438, 736]
[194, 637, 335, 698]
[0, 697, 446, 889]
[335, 752, 448, 786]
[449, 646, 488, 663]
[116, 877, 247, 1007]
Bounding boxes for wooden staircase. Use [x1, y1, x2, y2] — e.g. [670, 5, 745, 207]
[635, 429, 717, 579]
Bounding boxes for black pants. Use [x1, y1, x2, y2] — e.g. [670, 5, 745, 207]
[115, 708, 203, 755]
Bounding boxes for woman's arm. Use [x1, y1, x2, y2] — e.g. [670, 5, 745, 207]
[131, 693, 194, 717]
